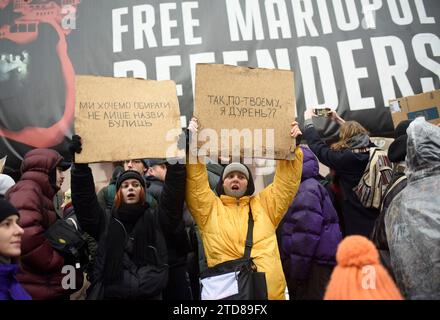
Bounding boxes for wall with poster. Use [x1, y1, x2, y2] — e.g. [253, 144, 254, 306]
[0, 0, 439, 175]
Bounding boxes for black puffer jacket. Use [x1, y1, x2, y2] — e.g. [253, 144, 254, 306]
[71, 163, 186, 299]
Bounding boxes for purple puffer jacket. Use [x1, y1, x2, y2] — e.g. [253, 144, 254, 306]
[279, 147, 342, 283]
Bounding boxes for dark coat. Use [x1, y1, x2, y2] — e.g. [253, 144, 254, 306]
[279, 147, 342, 283]
[304, 126, 380, 236]
[145, 176, 191, 266]
[6, 149, 72, 300]
[146, 175, 193, 300]
[71, 163, 186, 299]
[146, 176, 165, 203]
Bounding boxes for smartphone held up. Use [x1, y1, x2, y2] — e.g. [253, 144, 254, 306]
[312, 107, 332, 117]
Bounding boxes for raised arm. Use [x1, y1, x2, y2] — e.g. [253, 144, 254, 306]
[258, 147, 303, 227]
[257, 121, 303, 227]
[157, 162, 186, 235]
[303, 109, 347, 170]
[185, 117, 217, 228]
[69, 135, 106, 240]
[186, 162, 218, 228]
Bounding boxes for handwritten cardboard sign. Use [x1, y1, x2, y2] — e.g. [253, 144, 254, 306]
[194, 64, 296, 160]
[74, 75, 184, 163]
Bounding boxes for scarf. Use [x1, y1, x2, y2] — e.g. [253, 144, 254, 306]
[103, 203, 159, 284]
[0, 263, 32, 300]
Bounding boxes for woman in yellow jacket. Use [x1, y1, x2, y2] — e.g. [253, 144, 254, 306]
[186, 118, 303, 300]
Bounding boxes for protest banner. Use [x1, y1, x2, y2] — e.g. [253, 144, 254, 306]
[75, 75, 184, 163]
[194, 64, 296, 161]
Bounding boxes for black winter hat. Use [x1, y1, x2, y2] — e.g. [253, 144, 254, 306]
[0, 199, 19, 223]
[144, 158, 167, 167]
[140, 159, 149, 168]
[394, 120, 412, 139]
[388, 135, 407, 163]
[116, 170, 146, 190]
[388, 120, 412, 163]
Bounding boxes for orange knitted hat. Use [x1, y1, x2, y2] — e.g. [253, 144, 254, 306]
[324, 235, 403, 300]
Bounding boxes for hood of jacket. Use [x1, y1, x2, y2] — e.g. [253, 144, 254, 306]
[406, 117, 440, 181]
[300, 146, 319, 181]
[19, 148, 64, 198]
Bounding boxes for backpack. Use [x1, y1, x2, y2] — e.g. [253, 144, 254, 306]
[353, 147, 393, 209]
[45, 209, 90, 270]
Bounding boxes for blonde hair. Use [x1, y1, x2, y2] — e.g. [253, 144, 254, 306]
[331, 121, 369, 151]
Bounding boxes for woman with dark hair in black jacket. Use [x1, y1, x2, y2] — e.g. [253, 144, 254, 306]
[70, 136, 186, 300]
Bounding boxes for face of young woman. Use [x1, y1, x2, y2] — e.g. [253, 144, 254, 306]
[0, 215, 24, 258]
[120, 178, 142, 204]
[223, 171, 248, 198]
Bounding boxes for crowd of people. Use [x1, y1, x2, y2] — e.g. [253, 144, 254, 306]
[0, 112, 439, 300]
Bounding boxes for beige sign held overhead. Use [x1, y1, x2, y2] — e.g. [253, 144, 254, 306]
[75, 75, 184, 163]
[194, 64, 296, 160]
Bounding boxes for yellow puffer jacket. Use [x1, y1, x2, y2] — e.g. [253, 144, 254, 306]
[186, 147, 303, 300]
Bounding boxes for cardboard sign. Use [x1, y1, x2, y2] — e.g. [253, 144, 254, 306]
[389, 89, 440, 128]
[194, 64, 296, 160]
[74, 76, 184, 163]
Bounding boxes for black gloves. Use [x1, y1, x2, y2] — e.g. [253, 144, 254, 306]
[69, 134, 82, 162]
[296, 134, 303, 146]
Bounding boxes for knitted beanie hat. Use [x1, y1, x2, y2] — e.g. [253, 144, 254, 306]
[0, 199, 19, 223]
[324, 236, 403, 300]
[222, 163, 250, 181]
[116, 170, 146, 191]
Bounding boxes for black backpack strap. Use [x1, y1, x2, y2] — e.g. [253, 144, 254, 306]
[199, 206, 255, 273]
[196, 224, 209, 274]
[243, 207, 254, 259]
